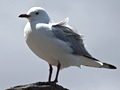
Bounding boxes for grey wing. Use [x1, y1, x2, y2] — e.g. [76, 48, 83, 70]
[50, 19, 117, 69]
[51, 21, 92, 58]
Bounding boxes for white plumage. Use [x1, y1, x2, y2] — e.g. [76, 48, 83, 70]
[19, 7, 116, 83]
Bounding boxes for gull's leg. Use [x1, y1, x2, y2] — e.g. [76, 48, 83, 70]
[48, 64, 53, 82]
[53, 61, 61, 83]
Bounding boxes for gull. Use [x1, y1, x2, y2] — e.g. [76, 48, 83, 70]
[19, 7, 116, 83]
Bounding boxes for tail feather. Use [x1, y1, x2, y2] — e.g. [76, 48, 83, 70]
[80, 56, 117, 69]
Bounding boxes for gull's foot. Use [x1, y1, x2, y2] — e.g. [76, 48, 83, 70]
[48, 80, 58, 84]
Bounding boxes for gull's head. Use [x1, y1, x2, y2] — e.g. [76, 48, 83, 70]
[19, 7, 50, 23]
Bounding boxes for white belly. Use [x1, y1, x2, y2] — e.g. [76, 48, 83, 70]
[24, 25, 78, 68]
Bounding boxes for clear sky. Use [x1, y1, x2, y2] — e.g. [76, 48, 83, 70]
[0, 0, 120, 90]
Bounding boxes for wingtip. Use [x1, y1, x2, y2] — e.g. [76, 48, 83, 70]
[103, 63, 117, 69]
[109, 64, 117, 69]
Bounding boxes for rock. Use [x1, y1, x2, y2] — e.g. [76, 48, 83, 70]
[6, 82, 69, 90]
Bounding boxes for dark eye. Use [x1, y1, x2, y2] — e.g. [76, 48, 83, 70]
[36, 12, 39, 15]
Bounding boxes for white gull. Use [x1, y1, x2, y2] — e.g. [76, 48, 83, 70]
[19, 7, 116, 83]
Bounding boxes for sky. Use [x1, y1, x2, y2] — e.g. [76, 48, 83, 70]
[0, 0, 120, 90]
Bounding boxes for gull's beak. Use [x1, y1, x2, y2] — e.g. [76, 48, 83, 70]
[19, 14, 30, 18]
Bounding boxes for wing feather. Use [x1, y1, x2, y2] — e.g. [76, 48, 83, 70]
[51, 18, 92, 57]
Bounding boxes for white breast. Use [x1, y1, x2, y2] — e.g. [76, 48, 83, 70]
[24, 22, 77, 68]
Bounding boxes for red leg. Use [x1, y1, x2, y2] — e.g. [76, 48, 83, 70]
[48, 64, 53, 82]
[53, 61, 61, 83]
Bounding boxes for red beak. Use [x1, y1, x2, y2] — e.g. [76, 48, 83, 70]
[19, 14, 30, 18]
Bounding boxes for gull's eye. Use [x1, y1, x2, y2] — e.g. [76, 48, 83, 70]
[35, 12, 39, 15]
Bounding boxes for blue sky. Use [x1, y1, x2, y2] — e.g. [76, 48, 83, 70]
[0, 0, 120, 90]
